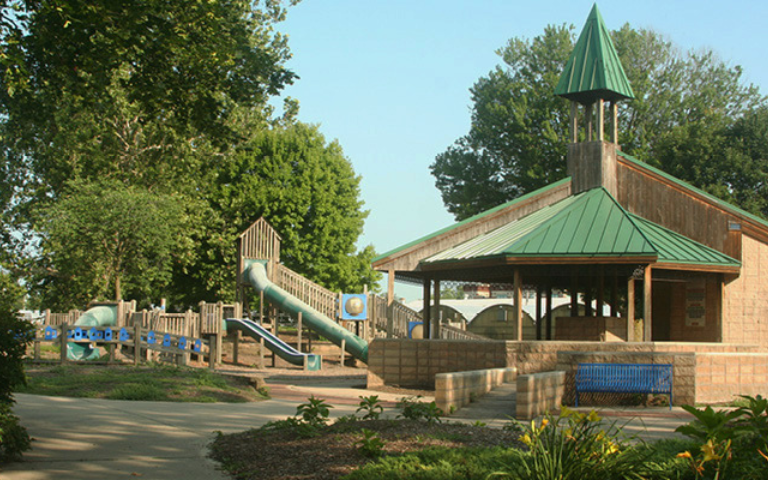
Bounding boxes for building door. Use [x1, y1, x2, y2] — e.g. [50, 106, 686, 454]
[651, 281, 673, 341]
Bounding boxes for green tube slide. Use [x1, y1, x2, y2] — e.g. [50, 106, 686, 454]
[68, 305, 118, 360]
[244, 260, 368, 363]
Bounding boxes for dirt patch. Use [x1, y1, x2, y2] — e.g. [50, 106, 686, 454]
[210, 419, 521, 480]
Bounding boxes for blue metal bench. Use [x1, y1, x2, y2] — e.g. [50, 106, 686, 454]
[575, 363, 673, 409]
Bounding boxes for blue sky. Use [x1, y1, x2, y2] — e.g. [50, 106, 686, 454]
[273, 0, 768, 300]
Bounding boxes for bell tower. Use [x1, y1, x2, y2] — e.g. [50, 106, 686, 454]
[555, 4, 634, 197]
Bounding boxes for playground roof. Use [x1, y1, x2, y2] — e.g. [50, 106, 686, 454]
[554, 3, 634, 103]
[420, 187, 740, 271]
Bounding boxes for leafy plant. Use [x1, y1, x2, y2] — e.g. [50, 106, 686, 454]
[494, 407, 650, 480]
[356, 428, 386, 458]
[396, 397, 443, 424]
[356, 395, 384, 420]
[296, 395, 333, 427]
[0, 405, 31, 462]
[675, 405, 745, 444]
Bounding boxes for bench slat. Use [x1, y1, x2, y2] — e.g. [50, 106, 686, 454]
[575, 363, 673, 409]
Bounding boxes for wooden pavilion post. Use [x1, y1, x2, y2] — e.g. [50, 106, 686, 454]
[610, 101, 618, 143]
[627, 276, 635, 341]
[570, 102, 579, 142]
[514, 269, 523, 340]
[387, 268, 395, 306]
[536, 284, 543, 340]
[596, 99, 605, 141]
[433, 279, 441, 339]
[644, 266, 653, 341]
[570, 273, 579, 317]
[422, 279, 431, 339]
[545, 283, 553, 340]
[610, 273, 618, 317]
[597, 268, 605, 316]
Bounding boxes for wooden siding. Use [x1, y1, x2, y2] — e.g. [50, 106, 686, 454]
[238, 217, 281, 262]
[618, 159, 742, 260]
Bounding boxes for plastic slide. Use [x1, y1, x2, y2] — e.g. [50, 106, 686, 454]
[244, 260, 369, 363]
[225, 318, 321, 371]
[68, 304, 118, 360]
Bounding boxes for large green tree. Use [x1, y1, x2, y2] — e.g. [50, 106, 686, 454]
[33, 179, 195, 310]
[431, 24, 764, 220]
[172, 122, 380, 306]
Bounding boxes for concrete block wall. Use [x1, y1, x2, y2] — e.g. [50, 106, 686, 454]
[435, 367, 517, 413]
[695, 353, 768, 404]
[516, 371, 566, 420]
[723, 235, 768, 350]
[554, 316, 628, 342]
[367, 339, 507, 389]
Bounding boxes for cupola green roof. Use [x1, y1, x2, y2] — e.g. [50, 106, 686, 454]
[555, 4, 634, 104]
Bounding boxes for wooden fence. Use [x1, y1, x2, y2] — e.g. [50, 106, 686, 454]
[273, 264, 338, 321]
[439, 324, 490, 341]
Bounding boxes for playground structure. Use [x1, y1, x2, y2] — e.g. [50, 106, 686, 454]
[28, 218, 431, 371]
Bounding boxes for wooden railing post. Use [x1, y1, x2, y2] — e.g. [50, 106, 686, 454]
[59, 323, 68, 364]
[297, 312, 303, 353]
[340, 338, 346, 365]
[208, 335, 217, 371]
[134, 323, 142, 366]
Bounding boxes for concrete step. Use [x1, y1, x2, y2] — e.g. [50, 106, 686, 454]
[447, 383, 517, 428]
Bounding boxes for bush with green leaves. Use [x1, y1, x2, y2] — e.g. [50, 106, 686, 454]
[396, 397, 443, 424]
[356, 428, 386, 459]
[495, 407, 651, 480]
[0, 274, 33, 462]
[674, 398, 768, 480]
[356, 395, 384, 420]
[261, 396, 334, 438]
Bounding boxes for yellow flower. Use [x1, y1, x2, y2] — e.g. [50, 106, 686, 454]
[676, 451, 692, 459]
[521, 434, 532, 446]
[587, 410, 602, 422]
[541, 418, 549, 428]
[701, 440, 723, 462]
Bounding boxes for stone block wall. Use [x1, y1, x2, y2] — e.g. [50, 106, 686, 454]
[554, 316, 628, 342]
[367, 339, 507, 389]
[516, 371, 566, 420]
[694, 353, 768, 404]
[723, 235, 768, 350]
[435, 367, 517, 413]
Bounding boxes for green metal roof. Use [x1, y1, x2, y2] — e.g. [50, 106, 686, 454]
[372, 177, 571, 264]
[555, 4, 634, 104]
[424, 188, 655, 263]
[422, 187, 740, 269]
[629, 214, 740, 268]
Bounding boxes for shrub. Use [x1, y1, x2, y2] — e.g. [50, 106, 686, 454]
[396, 396, 443, 424]
[495, 407, 651, 480]
[0, 273, 32, 462]
[356, 395, 384, 420]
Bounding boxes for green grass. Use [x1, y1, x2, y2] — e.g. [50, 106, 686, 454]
[17, 364, 268, 403]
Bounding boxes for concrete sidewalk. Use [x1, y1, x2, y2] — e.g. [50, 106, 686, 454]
[3, 393, 359, 480]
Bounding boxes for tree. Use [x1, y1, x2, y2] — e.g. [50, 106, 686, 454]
[33, 179, 195, 310]
[432, 24, 765, 220]
[0, 0, 297, 274]
[170, 122, 381, 305]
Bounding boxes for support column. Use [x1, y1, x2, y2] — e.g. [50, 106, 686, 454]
[387, 268, 395, 306]
[627, 276, 635, 341]
[597, 268, 605, 316]
[570, 274, 579, 317]
[585, 275, 593, 316]
[610, 101, 618, 143]
[514, 269, 523, 340]
[433, 279, 441, 339]
[545, 283, 553, 341]
[644, 266, 653, 341]
[610, 273, 618, 317]
[586, 103, 594, 141]
[570, 102, 579, 142]
[422, 279, 431, 339]
[596, 98, 604, 141]
[536, 284, 543, 340]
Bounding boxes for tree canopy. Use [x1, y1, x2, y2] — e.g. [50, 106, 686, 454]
[431, 24, 765, 220]
[0, 0, 381, 310]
